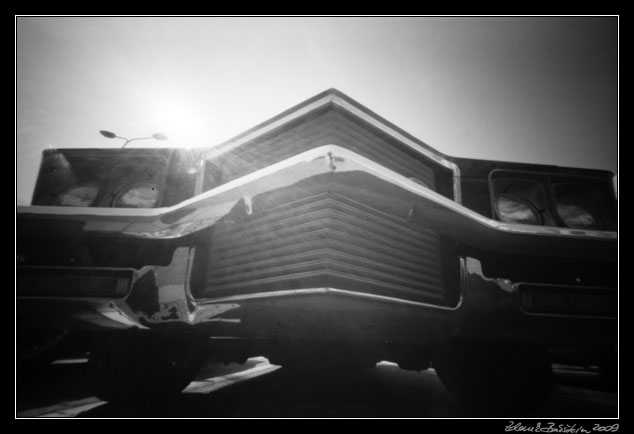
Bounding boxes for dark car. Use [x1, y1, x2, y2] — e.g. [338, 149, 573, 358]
[16, 89, 617, 410]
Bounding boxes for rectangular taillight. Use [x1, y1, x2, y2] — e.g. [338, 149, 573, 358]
[17, 267, 133, 299]
[518, 283, 617, 317]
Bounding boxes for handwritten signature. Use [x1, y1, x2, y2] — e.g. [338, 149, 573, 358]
[505, 422, 619, 433]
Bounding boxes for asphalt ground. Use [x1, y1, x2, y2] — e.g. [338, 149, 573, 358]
[16, 356, 617, 418]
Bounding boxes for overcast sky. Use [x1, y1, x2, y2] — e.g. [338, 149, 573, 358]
[16, 16, 618, 204]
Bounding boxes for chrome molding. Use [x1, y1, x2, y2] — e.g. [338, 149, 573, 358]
[17, 145, 618, 241]
[197, 287, 463, 311]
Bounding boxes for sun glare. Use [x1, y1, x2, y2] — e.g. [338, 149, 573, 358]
[140, 87, 215, 148]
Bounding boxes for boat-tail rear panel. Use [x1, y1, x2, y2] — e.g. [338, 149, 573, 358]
[204, 106, 454, 199]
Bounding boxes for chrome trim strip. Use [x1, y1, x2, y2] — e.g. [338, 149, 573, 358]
[17, 145, 617, 240]
[516, 311, 617, 321]
[517, 282, 618, 291]
[464, 257, 516, 293]
[196, 287, 462, 311]
[17, 265, 138, 272]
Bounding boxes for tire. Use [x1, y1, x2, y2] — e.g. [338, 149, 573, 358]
[432, 338, 553, 412]
[89, 330, 208, 403]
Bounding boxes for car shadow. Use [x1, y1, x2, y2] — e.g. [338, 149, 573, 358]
[77, 363, 460, 418]
[17, 361, 92, 412]
[17, 359, 617, 418]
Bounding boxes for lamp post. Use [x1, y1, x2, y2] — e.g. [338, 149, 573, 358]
[99, 130, 168, 148]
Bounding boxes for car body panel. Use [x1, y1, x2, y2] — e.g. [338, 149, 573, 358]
[16, 90, 617, 367]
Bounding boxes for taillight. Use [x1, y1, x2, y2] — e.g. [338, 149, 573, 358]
[494, 193, 542, 225]
[112, 183, 162, 208]
[50, 183, 100, 207]
[554, 183, 611, 230]
[491, 177, 550, 226]
[489, 171, 616, 230]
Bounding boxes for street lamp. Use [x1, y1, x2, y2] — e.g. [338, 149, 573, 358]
[99, 130, 168, 148]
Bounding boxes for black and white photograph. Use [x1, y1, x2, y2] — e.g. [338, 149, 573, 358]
[15, 16, 618, 420]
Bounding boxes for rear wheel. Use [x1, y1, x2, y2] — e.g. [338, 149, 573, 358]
[432, 338, 553, 412]
[89, 329, 208, 403]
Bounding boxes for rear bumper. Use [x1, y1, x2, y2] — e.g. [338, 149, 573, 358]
[16, 255, 617, 351]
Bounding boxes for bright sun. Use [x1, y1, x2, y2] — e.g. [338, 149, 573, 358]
[144, 90, 212, 148]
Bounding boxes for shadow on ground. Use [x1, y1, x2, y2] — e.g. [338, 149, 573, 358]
[17, 359, 617, 418]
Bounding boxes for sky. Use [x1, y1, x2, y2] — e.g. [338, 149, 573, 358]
[15, 16, 618, 205]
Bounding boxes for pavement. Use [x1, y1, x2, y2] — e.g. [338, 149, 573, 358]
[15, 357, 618, 418]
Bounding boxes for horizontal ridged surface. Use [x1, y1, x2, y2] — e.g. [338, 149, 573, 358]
[204, 192, 450, 304]
[209, 109, 437, 191]
[518, 284, 617, 317]
[18, 269, 132, 298]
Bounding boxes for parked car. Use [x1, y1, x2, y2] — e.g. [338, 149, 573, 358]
[17, 89, 617, 410]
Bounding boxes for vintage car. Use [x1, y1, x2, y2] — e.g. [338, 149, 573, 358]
[16, 89, 617, 410]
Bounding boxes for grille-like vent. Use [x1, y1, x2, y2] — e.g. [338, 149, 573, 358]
[518, 284, 617, 317]
[17, 267, 133, 299]
[204, 109, 449, 197]
[203, 192, 456, 306]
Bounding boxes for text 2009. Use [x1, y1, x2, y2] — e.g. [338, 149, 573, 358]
[593, 425, 619, 433]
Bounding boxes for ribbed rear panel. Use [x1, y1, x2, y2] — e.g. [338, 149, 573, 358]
[203, 192, 453, 305]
